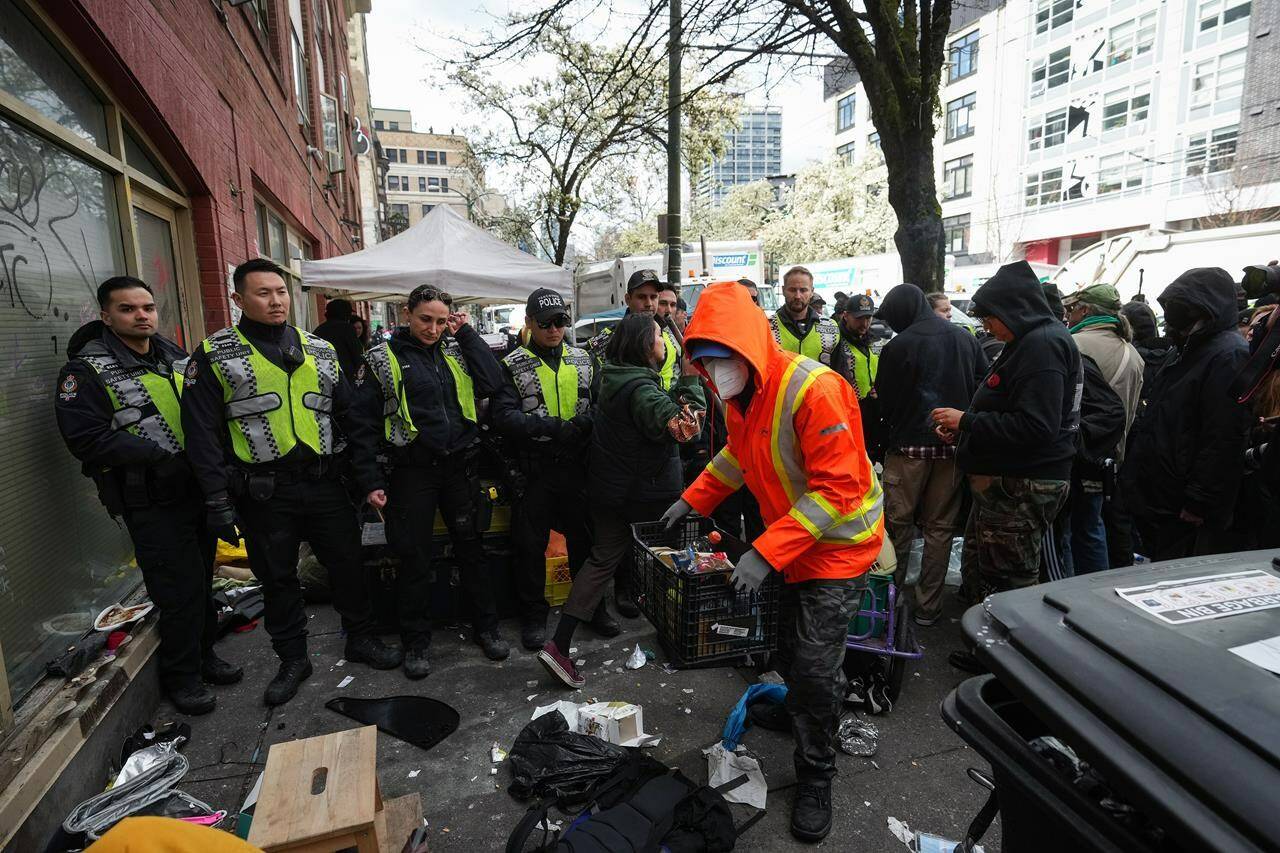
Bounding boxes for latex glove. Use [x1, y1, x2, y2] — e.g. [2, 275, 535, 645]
[731, 549, 773, 593]
[205, 496, 240, 546]
[661, 498, 692, 530]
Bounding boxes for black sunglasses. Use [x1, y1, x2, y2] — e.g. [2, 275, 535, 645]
[538, 315, 571, 329]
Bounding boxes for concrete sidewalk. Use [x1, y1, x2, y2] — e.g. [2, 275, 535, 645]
[174, 594, 999, 850]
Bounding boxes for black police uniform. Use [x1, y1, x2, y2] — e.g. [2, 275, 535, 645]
[348, 323, 506, 654]
[181, 318, 382, 665]
[54, 322, 221, 699]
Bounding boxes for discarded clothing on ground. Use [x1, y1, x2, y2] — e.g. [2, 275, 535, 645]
[64, 739, 192, 839]
[507, 709, 628, 802]
[325, 695, 459, 752]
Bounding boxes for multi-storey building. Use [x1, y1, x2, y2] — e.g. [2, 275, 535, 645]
[825, 0, 1278, 272]
[695, 105, 783, 208]
[372, 108, 503, 231]
[346, 10, 386, 248]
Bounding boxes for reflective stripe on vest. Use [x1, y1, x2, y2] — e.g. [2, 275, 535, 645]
[770, 354, 883, 546]
[442, 339, 478, 423]
[770, 315, 840, 365]
[502, 344, 592, 420]
[365, 339, 476, 446]
[843, 341, 880, 399]
[203, 326, 341, 463]
[589, 323, 681, 391]
[80, 352, 186, 454]
[705, 447, 745, 490]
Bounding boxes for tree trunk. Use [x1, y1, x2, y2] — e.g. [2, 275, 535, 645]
[885, 138, 945, 293]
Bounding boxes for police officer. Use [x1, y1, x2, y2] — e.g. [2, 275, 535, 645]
[588, 269, 682, 393]
[490, 288, 603, 651]
[770, 266, 853, 384]
[841, 293, 886, 461]
[352, 284, 510, 679]
[55, 276, 240, 715]
[181, 259, 401, 707]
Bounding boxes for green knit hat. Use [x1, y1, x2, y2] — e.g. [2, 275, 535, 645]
[1063, 282, 1122, 312]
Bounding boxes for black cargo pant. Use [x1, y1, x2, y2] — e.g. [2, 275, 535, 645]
[122, 494, 217, 692]
[510, 458, 590, 622]
[236, 469, 377, 661]
[776, 577, 863, 785]
[386, 449, 497, 648]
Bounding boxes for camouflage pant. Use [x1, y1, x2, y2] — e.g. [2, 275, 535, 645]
[962, 475, 1069, 596]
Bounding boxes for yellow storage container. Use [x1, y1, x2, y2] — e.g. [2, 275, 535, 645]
[544, 556, 572, 606]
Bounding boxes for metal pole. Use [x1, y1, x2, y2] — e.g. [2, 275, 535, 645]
[667, 0, 681, 288]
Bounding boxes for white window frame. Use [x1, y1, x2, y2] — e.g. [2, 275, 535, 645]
[1107, 12, 1157, 67]
[1098, 152, 1145, 195]
[1031, 48, 1071, 97]
[1190, 48, 1246, 113]
[1025, 167, 1063, 207]
[1185, 124, 1239, 177]
[1102, 84, 1151, 132]
[1028, 108, 1068, 151]
[1197, 0, 1251, 33]
[1035, 0, 1074, 35]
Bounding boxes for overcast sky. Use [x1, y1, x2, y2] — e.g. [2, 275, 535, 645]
[363, 0, 834, 201]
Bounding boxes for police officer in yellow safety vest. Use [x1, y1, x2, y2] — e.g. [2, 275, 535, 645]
[588, 269, 681, 394]
[350, 284, 510, 680]
[181, 259, 402, 708]
[490, 288, 601, 652]
[771, 266, 855, 386]
[840, 293, 887, 461]
[55, 276, 241, 717]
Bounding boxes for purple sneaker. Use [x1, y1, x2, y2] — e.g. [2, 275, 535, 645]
[538, 641, 585, 689]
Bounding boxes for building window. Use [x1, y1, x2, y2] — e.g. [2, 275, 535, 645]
[1025, 167, 1063, 207]
[426, 150, 438, 165]
[389, 175, 402, 191]
[390, 202, 409, 217]
[1030, 48, 1071, 97]
[836, 142, 856, 164]
[245, 0, 271, 38]
[1107, 13, 1157, 67]
[1098, 152, 1145, 195]
[1028, 108, 1068, 150]
[836, 94, 856, 132]
[428, 176, 440, 191]
[374, 119, 384, 129]
[945, 93, 976, 141]
[389, 121, 400, 130]
[418, 176, 426, 193]
[1198, 0, 1251, 32]
[440, 177, 449, 191]
[288, 0, 308, 125]
[417, 149, 424, 164]
[1190, 48, 1246, 115]
[868, 131, 881, 149]
[948, 30, 979, 81]
[1102, 85, 1151, 132]
[1035, 0, 1074, 34]
[422, 204, 434, 215]
[943, 214, 971, 254]
[942, 155, 973, 200]
[439, 151, 448, 165]
[1185, 124, 1239, 176]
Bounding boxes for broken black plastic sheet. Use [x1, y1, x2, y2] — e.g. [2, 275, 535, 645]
[325, 695, 460, 752]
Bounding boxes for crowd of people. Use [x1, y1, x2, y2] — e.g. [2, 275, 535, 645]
[52, 254, 1280, 843]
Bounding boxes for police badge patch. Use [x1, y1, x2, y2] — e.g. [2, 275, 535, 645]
[58, 374, 78, 401]
[184, 359, 199, 386]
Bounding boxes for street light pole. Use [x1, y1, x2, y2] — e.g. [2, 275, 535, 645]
[667, 0, 681, 288]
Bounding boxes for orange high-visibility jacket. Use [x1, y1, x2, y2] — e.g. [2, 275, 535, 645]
[682, 282, 884, 582]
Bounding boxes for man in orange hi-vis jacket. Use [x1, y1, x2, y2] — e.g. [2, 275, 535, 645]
[662, 281, 883, 844]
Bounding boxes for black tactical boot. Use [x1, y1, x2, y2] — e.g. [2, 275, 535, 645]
[588, 601, 621, 638]
[201, 653, 243, 685]
[790, 783, 833, 842]
[345, 635, 404, 670]
[264, 658, 313, 707]
[521, 614, 547, 651]
[403, 645, 431, 680]
[169, 684, 216, 716]
[474, 628, 511, 661]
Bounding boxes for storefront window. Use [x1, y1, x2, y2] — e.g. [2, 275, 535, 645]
[133, 206, 184, 345]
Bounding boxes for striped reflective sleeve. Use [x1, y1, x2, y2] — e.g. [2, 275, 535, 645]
[706, 447, 745, 490]
[787, 478, 885, 545]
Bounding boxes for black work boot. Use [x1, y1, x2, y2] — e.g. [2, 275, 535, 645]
[345, 635, 404, 670]
[264, 658, 313, 707]
[403, 645, 431, 680]
[168, 684, 216, 716]
[588, 601, 620, 638]
[521, 614, 547, 651]
[790, 782, 833, 842]
[613, 589, 640, 619]
[474, 628, 511, 661]
[201, 652, 244, 685]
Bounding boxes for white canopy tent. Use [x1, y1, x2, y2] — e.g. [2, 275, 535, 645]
[301, 204, 570, 306]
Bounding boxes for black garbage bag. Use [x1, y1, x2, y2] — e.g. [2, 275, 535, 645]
[507, 710, 628, 803]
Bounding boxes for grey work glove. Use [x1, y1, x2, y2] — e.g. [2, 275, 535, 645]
[731, 549, 773, 593]
[660, 498, 692, 531]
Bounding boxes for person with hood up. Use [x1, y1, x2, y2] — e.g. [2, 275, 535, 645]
[1122, 268, 1251, 560]
[1121, 299, 1171, 400]
[931, 261, 1080, 608]
[57, 276, 241, 715]
[661, 282, 884, 843]
[875, 284, 988, 626]
[312, 298, 367, 378]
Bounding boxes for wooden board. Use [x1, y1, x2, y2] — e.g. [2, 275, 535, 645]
[378, 793, 425, 853]
[248, 725, 381, 851]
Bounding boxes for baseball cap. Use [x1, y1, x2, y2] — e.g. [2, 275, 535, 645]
[848, 294, 875, 318]
[688, 340, 735, 360]
[1062, 282, 1122, 312]
[627, 269, 662, 292]
[526, 288, 569, 322]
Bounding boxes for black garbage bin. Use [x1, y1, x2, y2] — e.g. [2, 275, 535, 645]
[942, 550, 1280, 853]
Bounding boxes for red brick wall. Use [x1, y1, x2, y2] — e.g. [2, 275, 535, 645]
[48, 0, 362, 332]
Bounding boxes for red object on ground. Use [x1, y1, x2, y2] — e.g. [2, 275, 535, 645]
[232, 620, 259, 633]
[105, 631, 128, 652]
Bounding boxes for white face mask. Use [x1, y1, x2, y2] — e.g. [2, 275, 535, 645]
[705, 357, 749, 399]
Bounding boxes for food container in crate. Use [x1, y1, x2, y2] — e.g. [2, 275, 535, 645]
[632, 515, 779, 668]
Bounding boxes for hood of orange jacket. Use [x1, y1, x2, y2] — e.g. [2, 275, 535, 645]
[684, 281, 777, 392]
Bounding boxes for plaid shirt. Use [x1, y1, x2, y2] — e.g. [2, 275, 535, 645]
[896, 445, 957, 460]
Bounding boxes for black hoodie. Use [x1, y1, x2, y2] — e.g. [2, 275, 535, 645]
[1122, 268, 1251, 527]
[958, 261, 1082, 479]
[875, 285, 988, 450]
[1121, 300, 1172, 395]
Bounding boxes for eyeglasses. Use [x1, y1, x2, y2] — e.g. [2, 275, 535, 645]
[537, 315, 571, 329]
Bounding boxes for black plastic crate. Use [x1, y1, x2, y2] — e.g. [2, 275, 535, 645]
[632, 515, 779, 668]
